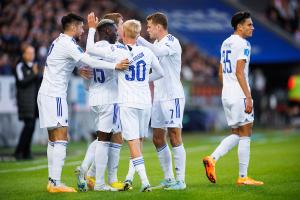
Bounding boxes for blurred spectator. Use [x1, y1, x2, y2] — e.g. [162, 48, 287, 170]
[265, 0, 299, 35]
[0, 0, 219, 83]
[287, 69, 300, 119]
[13, 45, 40, 160]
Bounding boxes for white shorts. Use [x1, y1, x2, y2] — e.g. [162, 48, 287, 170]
[91, 104, 121, 133]
[222, 98, 254, 128]
[37, 94, 68, 129]
[120, 106, 151, 140]
[151, 98, 185, 128]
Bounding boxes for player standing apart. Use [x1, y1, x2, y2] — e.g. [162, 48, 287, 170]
[203, 11, 263, 186]
[137, 12, 186, 190]
[37, 13, 128, 193]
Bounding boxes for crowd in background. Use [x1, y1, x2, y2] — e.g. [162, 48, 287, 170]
[0, 0, 219, 83]
[265, 0, 300, 41]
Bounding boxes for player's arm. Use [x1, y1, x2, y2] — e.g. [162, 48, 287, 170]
[137, 36, 176, 57]
[236, 59, 252, 113]
[149, 53, 164, 82]
[218, 63, 223, 84]
[86, 28, 118, 60]
[80, 54, 129, 70]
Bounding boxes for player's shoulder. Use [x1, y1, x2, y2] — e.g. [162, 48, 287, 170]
[163, 34, 179, 45]
[114, 42, 127, 50]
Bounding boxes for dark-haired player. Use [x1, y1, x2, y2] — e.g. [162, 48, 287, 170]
[37, 13, 128, 193]
[203, 11, 263, 186]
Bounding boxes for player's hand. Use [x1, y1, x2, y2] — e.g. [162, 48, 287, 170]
[115, 59, 129, 70]
[79, 66, 93, 79]
[87, 12, 99, 29]
[245, 97, 253, 114]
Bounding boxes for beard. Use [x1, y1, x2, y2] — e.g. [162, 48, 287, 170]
[74, 35, 81, 42]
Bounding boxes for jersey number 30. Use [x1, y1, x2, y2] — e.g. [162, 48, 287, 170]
[125, 60, 146, 81]
[222, 50, 232, 73]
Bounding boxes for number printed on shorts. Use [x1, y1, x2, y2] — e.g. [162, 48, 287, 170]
[93, 68, 105, 83]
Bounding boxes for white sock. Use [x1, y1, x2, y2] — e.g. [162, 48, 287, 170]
[95, 141, 109, 187]
[87, 162, 96, 177]
[132, 156, 149, 186]
[211, 134, 240, 161]
[81, 139, 97, 173]
[156, 144, 175, 180]
[172, 144, 186, 182]
[125, 158, 135, 181]
[47, 141, 54, 180]
[52, 140, 68, 186]
[238, 137, 250, 178]
[107, 142, 122, 184]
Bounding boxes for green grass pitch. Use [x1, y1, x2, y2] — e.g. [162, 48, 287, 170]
[0, 130, 300, 200]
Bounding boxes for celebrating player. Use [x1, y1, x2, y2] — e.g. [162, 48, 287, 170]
[137, 12, 186, 190]
[37, 13, 128, 193]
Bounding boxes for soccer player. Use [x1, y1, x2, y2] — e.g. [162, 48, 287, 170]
[37, 13, 128, 193]
[202, 11, 264, 186]
[137, 12, 186, 190]
[76, 13, 125, 191]
[87, 16, 164, 192]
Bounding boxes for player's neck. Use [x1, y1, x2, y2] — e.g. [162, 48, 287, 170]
[123, 37, 136, 46]
[233, 31, 245, 39]
[64, 30, 75, 38]
[157, 31, 168, 41]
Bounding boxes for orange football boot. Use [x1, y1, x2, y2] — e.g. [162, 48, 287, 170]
[237, 177, 264, 186]
[203, 156, 217, 183]
[47, 183, 77, 193]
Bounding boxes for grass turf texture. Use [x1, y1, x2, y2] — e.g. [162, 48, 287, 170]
[0, 130, 299, 200]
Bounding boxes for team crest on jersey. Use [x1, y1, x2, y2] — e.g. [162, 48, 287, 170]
[244, 49, 250, 56]
[167, 34, 174, 41]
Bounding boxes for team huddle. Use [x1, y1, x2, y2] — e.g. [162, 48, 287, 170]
[37, 10, 263, 193]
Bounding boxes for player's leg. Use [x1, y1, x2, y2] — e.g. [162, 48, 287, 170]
[107, 133, 123, 189]
[94, 131, 117, 191]
[203, 98, 239, 183]
[163, 98, 186, 190]
[236, 122, 263, 185]
[165, 127, 186, 190]
[75, 139, 97, 191]
[47, 127, 76, 192]
[38, 94, 76, 192]
[151, 101, 175, 186]
[203, 128, 240, 183]
[121, 107, 151, 192]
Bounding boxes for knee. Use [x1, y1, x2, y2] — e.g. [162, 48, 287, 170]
[152, 134, 166, 148]
[111, 133, 123, 144]
[168, 128, 182, 147]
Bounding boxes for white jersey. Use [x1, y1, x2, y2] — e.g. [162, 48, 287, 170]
[220, 34, 251, 99]
[118, 45, 162, 109]
[86, 28, 163, 109]
[39, 34, 85, 98]
[137, 34, 185, 101]
[86, 40, 118, 106]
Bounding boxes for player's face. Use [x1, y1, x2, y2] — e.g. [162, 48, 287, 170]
[147, 20, 158, 39]
[241, 18, 254, 38]
[74, 22, 84, 42]
[117, 18, 124, 41]
[108, 24, 118, 44]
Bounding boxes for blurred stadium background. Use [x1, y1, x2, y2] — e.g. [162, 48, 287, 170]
[0, 0, 300, 148]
